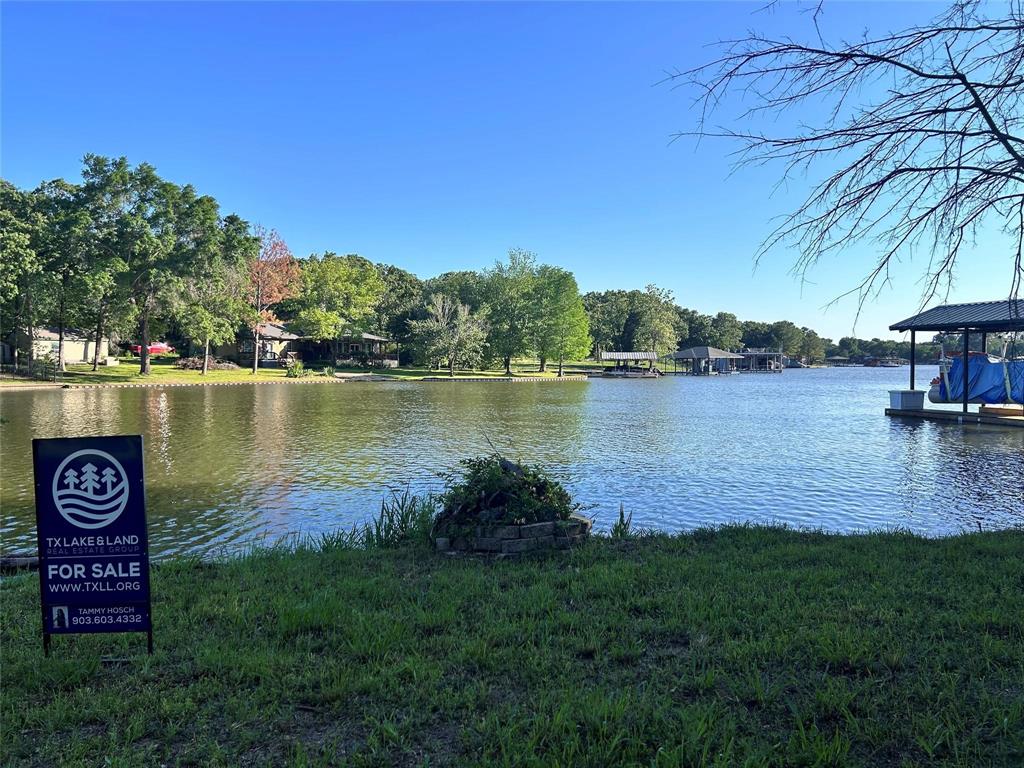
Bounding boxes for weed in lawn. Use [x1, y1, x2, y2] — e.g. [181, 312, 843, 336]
[610, 502, 633, 539]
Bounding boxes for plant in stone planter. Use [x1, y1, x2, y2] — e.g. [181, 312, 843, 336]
[438, 455, 579, 526]
[433, 454, 591, 554]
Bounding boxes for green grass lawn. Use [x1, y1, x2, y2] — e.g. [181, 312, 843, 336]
[0, 358, 291, 386]
[0, 356, 649, 388]
[3, 527, 1022, 766]
[0, 359, 572, 386]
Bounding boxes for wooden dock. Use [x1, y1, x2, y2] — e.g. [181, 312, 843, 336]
[885, 408, 1024, 428]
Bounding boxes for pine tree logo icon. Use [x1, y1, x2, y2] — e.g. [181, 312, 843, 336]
[51, 449, 130, 529]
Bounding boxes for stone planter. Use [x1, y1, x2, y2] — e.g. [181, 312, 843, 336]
[434, 514, 592, 555]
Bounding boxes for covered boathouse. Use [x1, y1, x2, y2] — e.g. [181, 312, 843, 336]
[599, 351, 660, 377]
[668, 347, 744, 375]
[887, 299, 1024, 428]
[737, 348, 784, 373]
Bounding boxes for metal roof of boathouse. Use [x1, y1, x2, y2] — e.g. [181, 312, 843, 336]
[600, 351, 658, 361]
[669, 346, 744, 360]
[890, 300, 1024, 332]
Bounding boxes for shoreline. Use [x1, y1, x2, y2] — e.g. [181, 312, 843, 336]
[0, 377, 349, 391]
[5, 520, 1020, 569]
[0, 373, 589, 391]
[0, 362, 936, 392]
[419, 374, 587, 383]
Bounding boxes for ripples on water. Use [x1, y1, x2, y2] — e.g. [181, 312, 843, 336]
[1, 368, 1021, 555]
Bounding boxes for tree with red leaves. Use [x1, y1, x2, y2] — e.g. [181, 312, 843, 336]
[246, 225, 301, 374]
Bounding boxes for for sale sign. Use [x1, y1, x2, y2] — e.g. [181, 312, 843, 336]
[33, 435, 152, 654]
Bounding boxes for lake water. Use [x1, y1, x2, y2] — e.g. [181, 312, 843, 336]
[2, 368, 1022, 556]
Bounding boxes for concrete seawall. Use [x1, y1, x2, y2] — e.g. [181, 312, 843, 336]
[420, 375, 588, 383]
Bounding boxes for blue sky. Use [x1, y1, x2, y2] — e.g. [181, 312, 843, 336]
[1, 1, 1009, 341]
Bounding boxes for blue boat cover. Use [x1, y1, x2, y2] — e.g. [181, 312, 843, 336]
[941, 358, 1024, 403]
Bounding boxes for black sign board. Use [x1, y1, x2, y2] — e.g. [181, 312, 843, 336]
[32, 435, 152, 655]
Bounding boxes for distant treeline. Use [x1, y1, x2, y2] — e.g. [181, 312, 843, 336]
[0, 157, 591, 375]
[3, 155, 985, 375]
[581, 288, 959, 363]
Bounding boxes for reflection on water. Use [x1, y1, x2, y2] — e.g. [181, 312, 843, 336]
[2, 367, 1021, 556]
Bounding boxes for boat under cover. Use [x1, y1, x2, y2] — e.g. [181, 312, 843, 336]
[928, 356, 1024, 404]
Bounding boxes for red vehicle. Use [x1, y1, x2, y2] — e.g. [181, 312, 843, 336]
[130, 342, 175, 355]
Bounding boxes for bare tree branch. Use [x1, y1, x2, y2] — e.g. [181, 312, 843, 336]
[669, 0, 1024, 317]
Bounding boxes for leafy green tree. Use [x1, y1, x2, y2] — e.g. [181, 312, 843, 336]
[372, 264, 424, 346]
[32, 180, 93, 370]
[175, 214, 257, 374]
[709, 312, 743, 350]
[740, 320, 773, 349]
[680, 312, 715, 349]
[292, 307, 338, 346]
[292, 252, 385, 361]
[583, 290, 632, 357]
[672, 307, 696, 347]
[633, 285, 678, 357]
[424, 271, 485, 312]
[866, 338, 904, 359]
[408, 293, 488, 376]
[82, 157, 167, 375]
[0, 182, 39, 307]
[77, 266, 129, 370]
[0, 181, 43, 363]
[672, 306, 693, 349]
[836, 337, 863, 358]
[80, 155, 226, 375]
[798, 329, 827, 363]
[178, 307, 236, 370]
[531, 266, 590, 374]
[483, 249, 537, 374]
[769, 321, 804, 355]
[78, 157, 134, 369]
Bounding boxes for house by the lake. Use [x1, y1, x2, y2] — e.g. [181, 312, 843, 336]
[212, 322, 301, 367]
[292, 332, 397, 367]
[4, 327, 110, 364]
[212, 323, 398, 368]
